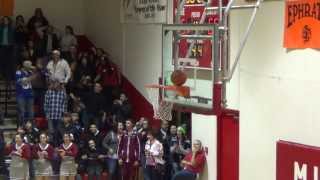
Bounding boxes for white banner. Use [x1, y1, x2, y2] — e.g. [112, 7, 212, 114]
[120, 0, 167, 24]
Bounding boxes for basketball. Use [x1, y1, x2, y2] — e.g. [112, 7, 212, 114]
[171, 70, 187, 86]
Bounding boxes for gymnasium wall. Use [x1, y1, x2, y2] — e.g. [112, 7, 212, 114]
[235, 1, 320, 180]
[15, 0, 85, 34]
[84, 0, 124, 69]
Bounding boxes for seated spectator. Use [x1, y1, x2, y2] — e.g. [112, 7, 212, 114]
[60, 25, 77, 58]
[24, 121, 40, 145]
[81, 139, 104, 180]
[58, 133, 78, 180]
[112, 93, 132, 123]
[16, 60, 35, 126]
[102, 122, 119, 180]
[27, 8, 49, 33]
[46, 50, 71, 84]
[33, 133, 54, 179]
[7, 134, 31, 179]
[172, 139, 206, 180]
[170, 126, 191, 174]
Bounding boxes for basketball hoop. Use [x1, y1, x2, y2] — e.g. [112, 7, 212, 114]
[145, 84, 190, 121]
[145, 84, 173, 121]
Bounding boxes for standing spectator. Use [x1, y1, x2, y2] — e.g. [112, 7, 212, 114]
[14, 15, 28, 47]
[81, 83, 106, 128]
[47, 50, 71, 84]
[24, 121, 40, 145]
[95, 54, 121, 108]
[112, 93, 132, 123]
[33, 133, 54, 180]
[0, 130, 5, 175]
[158, 120, 171, 179]
[170, 126, 191, 174]
[44, 80, 68, 146]
[137, 117, 150, 179]
[58, 113, 79, 145]
[102, 122, 119, 180]
[34, 30, 47, 58]
[118, 119, 140, 180]
[16, 60, 35, 126]
[26, 40, 37, 63]
[144, 129, 165, 180]
[172, 140, 206, 180]
[45, 25, 60, 54]
[81, 139, 104, 180]
[0, 16, 15, 81]
[8, 134, 31, 179]
[64, 46, 78, 64]
[31, 57, 47, 117]
[86, 123, 104, 148]
[60, 25, 77, 58]
[27, 8, 49, 32]
[58, 133, 78, 180]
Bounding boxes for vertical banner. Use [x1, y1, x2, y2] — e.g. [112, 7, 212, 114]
[120, 0, 167, 24]
[0, 0, 14, 16]
[277, 140, 320, 180]
[284, 0, 320, 48]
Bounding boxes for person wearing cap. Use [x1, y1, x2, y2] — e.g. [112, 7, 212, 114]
[16, 60, 36, 125]
[46, 50, 71, 84]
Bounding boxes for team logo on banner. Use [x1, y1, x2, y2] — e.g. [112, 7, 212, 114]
[283, 0, 320, 48]
[121, 0, 167, 24]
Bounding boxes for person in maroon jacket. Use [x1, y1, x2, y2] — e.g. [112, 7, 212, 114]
[33, 133, 54, 180]
[117, 119, 141, 180]
[58, 133, 78, 180]
[8, 133, 31, 180]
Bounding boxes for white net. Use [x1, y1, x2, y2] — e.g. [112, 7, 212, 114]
[146, 86, 173, 121]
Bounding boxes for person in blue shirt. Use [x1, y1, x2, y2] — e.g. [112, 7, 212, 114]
[16, 60, 35, 126]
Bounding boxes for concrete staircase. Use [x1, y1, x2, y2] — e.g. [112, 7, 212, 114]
[0, 80, 17, 142]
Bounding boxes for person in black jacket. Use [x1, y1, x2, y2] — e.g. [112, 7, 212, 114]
[0, 130, 6, 175]
[57, 112, 79, 145]
[81, 139, 105, 180]
[82, 83, 106, 128]
[27, 8, 49, 32]
[112, 93, 132, 123]
[85, 124, 104, 148]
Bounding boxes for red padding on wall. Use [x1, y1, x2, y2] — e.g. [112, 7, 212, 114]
[277, 140, 320, 180]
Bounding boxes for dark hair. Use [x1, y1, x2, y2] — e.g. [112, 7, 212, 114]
[1, 16, 12, 26]
[16, 15, 25, 23]
[147, 129, 158, 138]
[65, 25, 74, 35]
[34, 8, 44, 17]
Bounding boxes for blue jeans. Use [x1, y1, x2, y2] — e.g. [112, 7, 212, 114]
[172, 170, 196, 180]
[87, 164, 102, 180]
[106, 158, 117, 180]
[16, 96, 34, 125]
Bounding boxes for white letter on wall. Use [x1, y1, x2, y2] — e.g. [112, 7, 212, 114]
[294, 161, 307, 180]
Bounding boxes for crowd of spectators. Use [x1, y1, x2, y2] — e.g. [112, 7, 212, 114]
[0, 8, 206, 180]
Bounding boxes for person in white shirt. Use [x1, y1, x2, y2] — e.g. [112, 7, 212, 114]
[144, 129, 165, 180]
[46, 50, 71, 84]
[60, 26, 77, 58]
